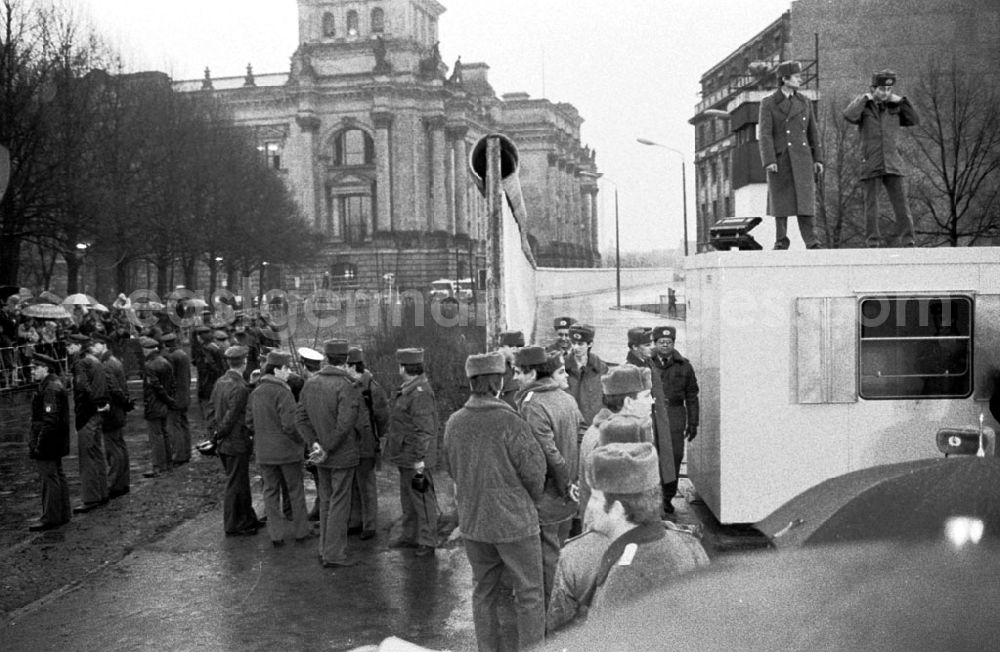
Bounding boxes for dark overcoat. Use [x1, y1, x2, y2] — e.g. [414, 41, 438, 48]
[842, 94, 919, 179]
[758, 88, 822, 217]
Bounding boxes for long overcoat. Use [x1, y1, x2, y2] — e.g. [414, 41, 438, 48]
[383, 374, 439, 469]
[758, 88, 823, 217]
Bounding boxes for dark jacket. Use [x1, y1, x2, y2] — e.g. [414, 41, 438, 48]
[565, 351, 609, 428]
[194, 341, 225, 400]
[208, 369, 252, 456]
[442, 394, 545, 543]
[651, 350, 700, 430]
[166, 346, 191, 409]
[72, 352, 108, 428]
[101, 351, 130, 431]
[30, 375, 71, 460]
[142, 352, 176, 420]
[295, 365, 360, 469]
[758, 88, 822, 217]
[842, 93, 919, 179]
[355, 371, 390, 459]
[516, 377, 586, 524]
[383, 374, 439, 468]
[246, 375, 301, 465]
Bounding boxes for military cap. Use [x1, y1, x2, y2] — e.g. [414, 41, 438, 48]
[465, 351, 506, 378]
[652, 325, 676, 342]
[776, 60, 802, 78]
[599, 418, 645, 446]
[297, 347, 323, 364]
[346, 346, 364, 364]
[514, 345, 548, 367]
[213, 330, 230, 341]
[194, 325, 211, 335]
[586, 442, 660, 494]
[499, 331, 525, 347]
[627, 327, 653, 346]
[265, 350, 292, 367]
[138, 336, 160, 349]
[872, 68, 897, 88]
[224, 345, 249, 360]
[68, 333, 91, 344]
[28, 351, 61, 373]
[553, 316, 577, 330]
[568, 323, 595, 344]
[396, 348, 424, 365]
[601, 364, 648, 396]
[159, 332, 177, 344]
[323, 339, 350, 357]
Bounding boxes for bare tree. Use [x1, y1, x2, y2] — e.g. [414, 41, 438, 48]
[905, 58, 1000, 246]
[818, 94, 865, 248]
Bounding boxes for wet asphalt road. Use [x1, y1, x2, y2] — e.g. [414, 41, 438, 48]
[0, 285, 685, 651]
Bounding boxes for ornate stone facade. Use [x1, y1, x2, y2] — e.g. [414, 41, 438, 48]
[174, 0, 600, 295]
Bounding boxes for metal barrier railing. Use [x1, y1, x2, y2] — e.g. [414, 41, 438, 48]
[0, 345, 70, 392]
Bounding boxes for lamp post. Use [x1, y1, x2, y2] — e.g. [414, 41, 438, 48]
[637, 138, 689, 257]
[601, 178, 622, 308]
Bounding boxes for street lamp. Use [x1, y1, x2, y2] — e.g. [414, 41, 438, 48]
[637, 138, 689, 257]
[601, 178, 623, 308]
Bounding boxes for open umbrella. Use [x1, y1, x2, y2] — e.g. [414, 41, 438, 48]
[547, 539, 1000, 651]
[756, 457, 1000, 548]
[20, 303, 71, 320]
[62, 293, 92, 306]
[85, 295, 109, 312]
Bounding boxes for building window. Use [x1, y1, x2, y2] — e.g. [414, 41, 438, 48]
[859, 295, 973, 399]
[347, 10, 359, 37]
[340, 195, 371, 243]
[259, 141, 282, 170]
[322, 12, 335, 37]
[371, 7, 385, 33]
[333, 129, 374, 166]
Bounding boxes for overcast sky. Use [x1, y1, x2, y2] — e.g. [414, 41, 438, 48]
[76, 0, 794, 254]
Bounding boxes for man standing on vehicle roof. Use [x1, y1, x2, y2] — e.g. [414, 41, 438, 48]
[650, 325, 698, 517]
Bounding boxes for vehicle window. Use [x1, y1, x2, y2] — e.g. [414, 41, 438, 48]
[858, 295, 973, 399]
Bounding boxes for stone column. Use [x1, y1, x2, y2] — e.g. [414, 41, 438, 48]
[589, 188, 600, 254]
[372, 111, 393, 233]
[426, 116, 449, 233]
[448, 126, 469, 237]
[295, 112, 321, 227]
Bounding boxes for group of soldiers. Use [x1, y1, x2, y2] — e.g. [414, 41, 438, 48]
[441, 316, 708, 649]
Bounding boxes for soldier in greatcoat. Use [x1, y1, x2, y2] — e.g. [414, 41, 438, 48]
[443, 351, 547, 651]
[68, 333, 110, 512]
[345, 346, 389, 540]
[27, 353, 72, 531]
[162, 332, 192, 464]
[758, 59, 824, 250]
[95, 334, 131, 498]
[140, 336, 176, 478]
[564, 324, 608, 428]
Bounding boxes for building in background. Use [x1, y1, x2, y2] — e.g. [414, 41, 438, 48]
[690, 0, 1000, 250]
[175, 0, 600, 295]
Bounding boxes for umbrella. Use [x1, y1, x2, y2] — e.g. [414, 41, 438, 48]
[85, 295, 109, 312]
[756, 457, 1000, 548]
[20, 303, 71, 319]
[546, 539, 1000, 651]
[38, 290, 62, 305]
[133, 300, 165, 311]
[62, 293, 92, 306]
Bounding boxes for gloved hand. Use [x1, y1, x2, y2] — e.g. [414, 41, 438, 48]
[685, 425, 698, 442]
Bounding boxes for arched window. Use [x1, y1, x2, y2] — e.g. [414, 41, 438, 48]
[347, 10, 359, 37]
[371, 7, 385, 34]
[333, 129, 374, 166]
[322, 12, 335, 37]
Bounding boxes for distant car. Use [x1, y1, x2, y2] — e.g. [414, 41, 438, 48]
[429, 279, 456, 302]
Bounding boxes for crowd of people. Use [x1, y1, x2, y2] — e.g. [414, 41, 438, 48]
[25, 306, 709, 648]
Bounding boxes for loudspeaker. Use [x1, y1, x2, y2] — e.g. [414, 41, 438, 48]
[468, 134, 527, 224]
[710, 216, 763, 251]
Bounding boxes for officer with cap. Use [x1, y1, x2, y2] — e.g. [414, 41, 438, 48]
[383, 348, 441, 556]
[295, 339, 361, 566]
[550, 316, 577, 354]
[497, 330, 525, 408]
[650, 325, 699, 516]
[68, 333, 110, 513]
[843, 68, 920, 247]
[140, 336, 176, 478]
[565, 324, 608, 427]
[443, 351, 546, 650]
[26, 352, 72, 531]
[161, 332, 192, 465]
[758, 59, 824, 250]
[208, 344, 261, 536]
[194, 326, 225, 419]
[345, 346, 390, 540]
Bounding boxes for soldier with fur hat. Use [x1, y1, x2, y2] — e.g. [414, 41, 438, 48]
[443, 351, 547, 650]
[383, 348, 441, 556]
[843, 68, 920, 247]
[26, 352, 72, 531]
[514, 345, 587, 604]
[758, 60, 824, 250]
[651, 325, 699, 516]
[564, 323, 609, 427]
